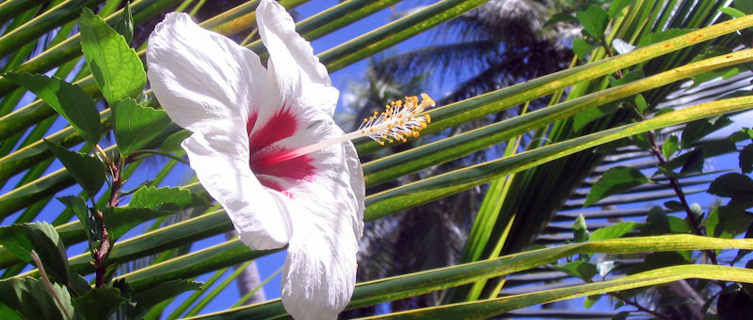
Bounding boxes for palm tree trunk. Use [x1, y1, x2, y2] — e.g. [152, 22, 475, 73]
[235, 259, 266, 304]
[225, 231, 266, 304]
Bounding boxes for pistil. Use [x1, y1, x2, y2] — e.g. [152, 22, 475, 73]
[270, 94, 435, 164]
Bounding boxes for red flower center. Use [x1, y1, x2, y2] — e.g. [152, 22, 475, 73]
[247, 108, 316, 194]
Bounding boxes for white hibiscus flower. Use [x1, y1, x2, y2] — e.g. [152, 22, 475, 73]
[146, 1, 432, 318]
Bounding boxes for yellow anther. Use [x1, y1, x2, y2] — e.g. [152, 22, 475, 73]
[357, 93, 436, 145]
[419, 93, 435, 109]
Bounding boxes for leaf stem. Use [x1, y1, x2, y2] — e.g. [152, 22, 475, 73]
[646, 131, 718, 264]
[611, 292, 671, 320]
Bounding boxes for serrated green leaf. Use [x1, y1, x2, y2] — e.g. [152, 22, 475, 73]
[103, 207, 158, 241]
[692, 66, 740, 87]
[558, 261, 597, 281]
[572, 101, 620, 133]
[585, 166, 649, 207]
[667, 216, 691, 234]
[637, 29, 694, 47]
[656, 165, 678, 179]
[584, 294, 601, 309]
[740, 144, 753, 173]
[709, 173, 753, 199]
[44, 140, 106, 198]
[572, 37, 592, 60]
[114, 1, 134, 44]
[129, 186, 202, 210]
[3, 72, 102, 145]
[58, 196, 99, 255]
[160, 130, 191, 154]
[0, 222, 69, 285]
[0, 277, 74, 320]
[102, 187, 207, 240]
[589, 222, 638, 241]
[655, 107, 675, 117]
[67, 273, 92, 297]
[716, 205, 753, 238]
[662, 135, 679, 159]
[113, 98, 172, 156]
[577, 5, 609, 40]
[633, 93, 647, 113]
[682, 116, 732, 148]
[610, 68, 645, 87]
[639, 252, 690, 272]
[642, 207, 670, 235]
[73, 287, 126, 320]
[691, 46, 732, 63]
[79, 8, 145, 105]
[704, 206, 720, 239]
[730, 128, 753, 142]
[680, 149, 704, 174]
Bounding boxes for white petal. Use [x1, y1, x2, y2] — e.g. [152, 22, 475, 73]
[277, 121, 364, 319]
[282, 222, 359, 320]
[343, 141, 366, 238]
[181, 133, 293, 250]
[256, 0, 339, 115]
[146, 12, 269, 139]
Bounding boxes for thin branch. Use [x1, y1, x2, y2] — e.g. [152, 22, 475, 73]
[93, 153, 122, 287]
[93, 207, 111, 288]
[646, 131, 718, 265]
[611, 292, 671, 320]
